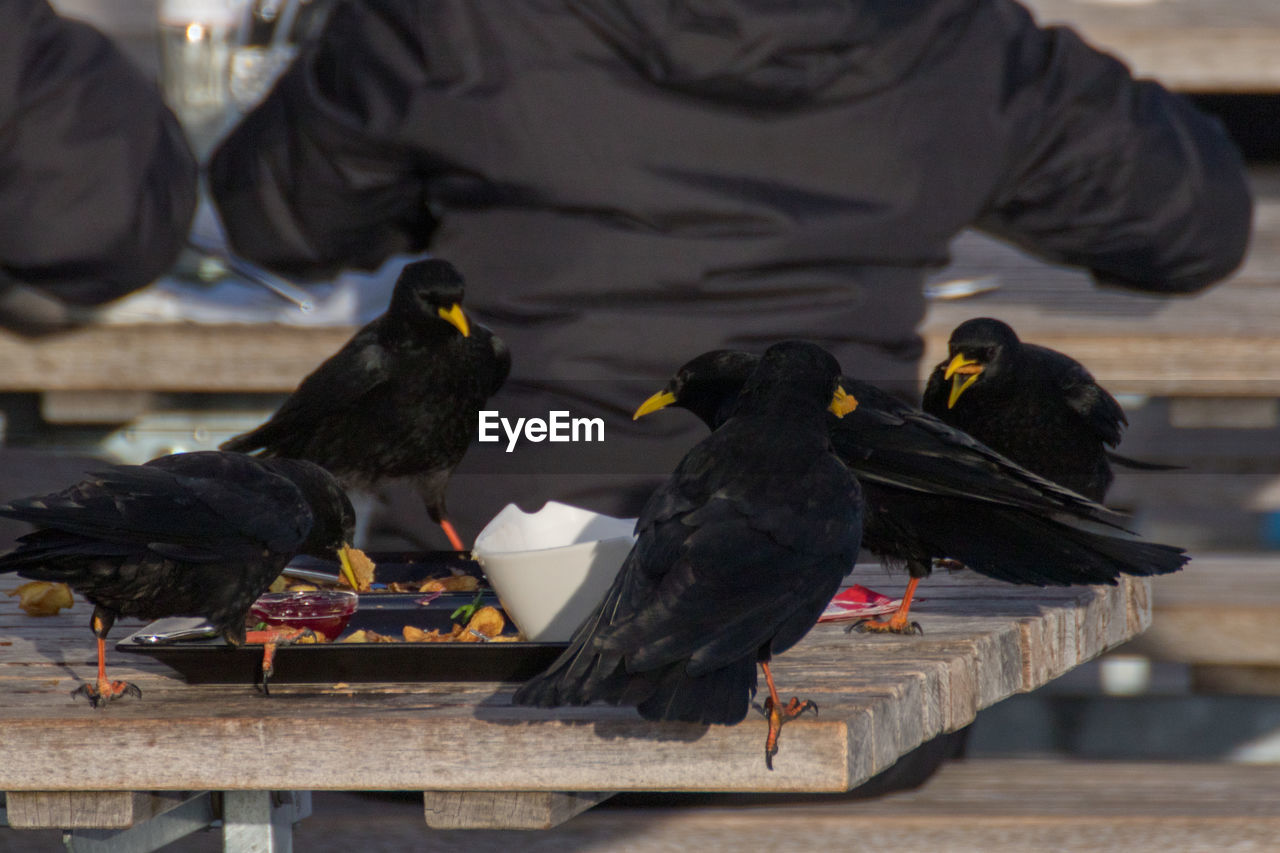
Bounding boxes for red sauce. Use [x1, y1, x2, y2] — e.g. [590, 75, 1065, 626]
[250, 591, 357, 641]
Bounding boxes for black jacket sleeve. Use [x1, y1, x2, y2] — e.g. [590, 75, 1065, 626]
[976, 7, 1252, 294]
[0, 0, 198, 308]
[209, 1, 437, 279]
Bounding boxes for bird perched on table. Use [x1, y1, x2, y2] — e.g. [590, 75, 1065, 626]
[922, 317, 1164, 503]
[514, 341, 862, 769]
[221, 258, 509, 551]
[634, 349, 1187, 635]
[0, 451, 359, 705]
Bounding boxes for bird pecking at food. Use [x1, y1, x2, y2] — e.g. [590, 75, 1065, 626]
[635, 348, 1187, 635]
[922, 316, 1165, 503]
[514, 340, 863, 769]
[221, 258, 510, 552]
[0, 451, 359, 705]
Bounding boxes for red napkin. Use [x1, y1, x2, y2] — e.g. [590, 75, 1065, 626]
[817, 584, 904, 623]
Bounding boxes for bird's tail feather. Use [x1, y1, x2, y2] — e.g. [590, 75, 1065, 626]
[925, 505, 1187, 586]
[631, 656, 756, 725]
[513, 592, 758, 725]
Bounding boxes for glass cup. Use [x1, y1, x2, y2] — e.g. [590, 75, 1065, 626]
[157, 0, 251, 159]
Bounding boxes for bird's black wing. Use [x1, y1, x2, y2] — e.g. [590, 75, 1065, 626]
[599, 423, 860, 674]
[1033, 345, 1127, 448]
[840, 379, 1128, 529]
[0, 452, 312, 563]
[221, 324, 390, 453]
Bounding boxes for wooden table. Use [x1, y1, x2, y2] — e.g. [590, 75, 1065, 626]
[0, 570, 1150, 849]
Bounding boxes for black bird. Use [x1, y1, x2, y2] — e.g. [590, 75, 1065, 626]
[635, 349, 1187, 634]
[222, 258, 510, 551]
[514, 341, 863, 769]
[0, 451, 358, 705]
[922, 317, 1146, 502]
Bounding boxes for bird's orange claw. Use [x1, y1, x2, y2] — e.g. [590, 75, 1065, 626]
[246, 626, 317, 695]
[761, 695, 818, 770]
[72, 680, 142, 708]
[849, 615, 924, 636]
[847, 576, 922, 635]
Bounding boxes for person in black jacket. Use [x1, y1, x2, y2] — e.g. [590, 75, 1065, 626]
[208, 0, 1251, 543]
[0, 0, 198, 335]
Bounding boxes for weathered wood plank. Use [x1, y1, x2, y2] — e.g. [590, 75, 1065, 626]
[5, 790, 195, 830]
[326, 760, 1280, 851]
[1189, 664, 1280, 695]
[0, 325, 352, 393]
[422, 791, 615, 830]
[1123, 553, 1280, 667]
[0, 573, 1146, 800]
[1022, 0, 1280, 92]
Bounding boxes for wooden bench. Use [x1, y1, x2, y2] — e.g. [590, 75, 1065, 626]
[412, 759, 1280, 853]
[1123, 553, 1280, 693]
[1022, 0, 1280, 93]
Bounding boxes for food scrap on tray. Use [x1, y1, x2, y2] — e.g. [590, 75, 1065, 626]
[386, 572, 479, 594]
[342, 605, 517, 644]
[341, 547, 378, 591]
[271, 549, 483, 595]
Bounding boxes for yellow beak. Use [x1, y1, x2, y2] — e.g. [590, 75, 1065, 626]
[633, 389, 677, 420]
[437, 303, 471, 338]
[943, 353, 983, 408]
[829, 385, 858, 418]
[337, 544, 362, 591]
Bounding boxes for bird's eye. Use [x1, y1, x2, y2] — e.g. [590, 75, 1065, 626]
[983, 347, 998, 361]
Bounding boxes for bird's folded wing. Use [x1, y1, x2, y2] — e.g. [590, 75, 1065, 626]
[0, 457, 311, 559]
[838, 397, 1128, 529]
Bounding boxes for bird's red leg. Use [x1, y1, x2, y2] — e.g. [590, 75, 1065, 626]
[852, 576, 923, 635]
[759, 660, 818, 770]
[438, 518, 466, 552]
[244, 626, 316, 695]
[71, 611, 140, 707]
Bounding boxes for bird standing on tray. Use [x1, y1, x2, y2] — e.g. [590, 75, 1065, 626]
[634, 349, 1187, 635]
[923, 317, 1147, 502]
[222, 259, 510, 551]
[0, 451, 359, 705]
[514, 341, 862, 769]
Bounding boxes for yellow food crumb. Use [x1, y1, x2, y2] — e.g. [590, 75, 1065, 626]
[6, 582, 74, 616]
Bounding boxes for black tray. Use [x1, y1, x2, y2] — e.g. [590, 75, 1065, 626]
[115, 553, 569, 684]
[284, 549, 484, 589]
